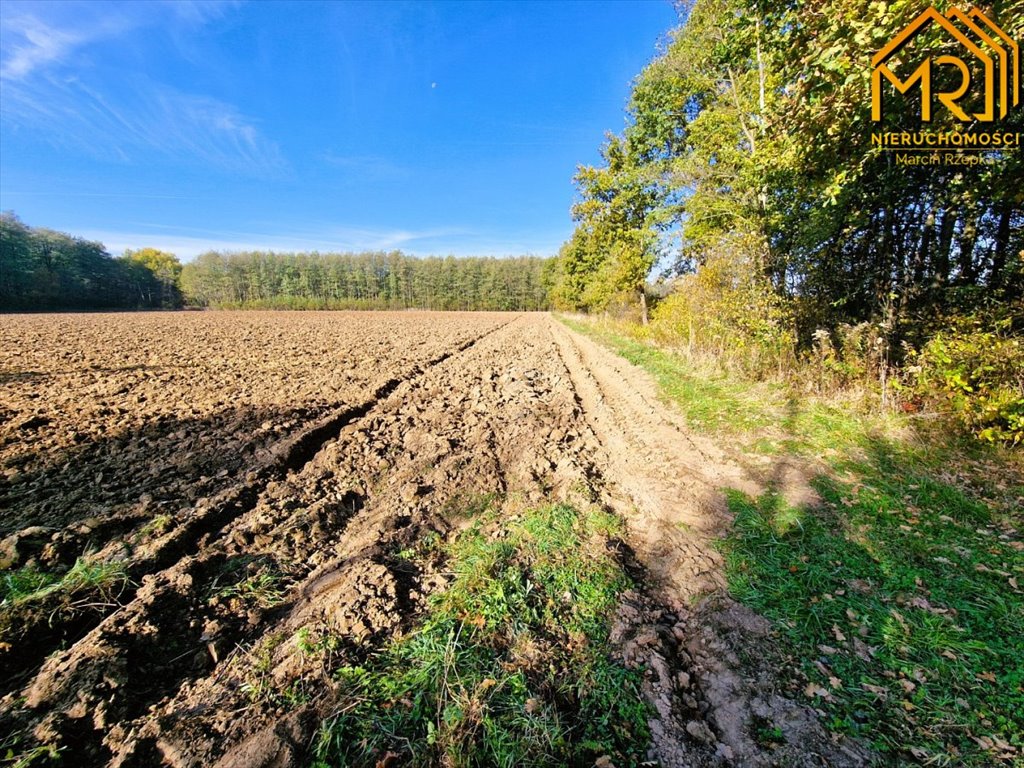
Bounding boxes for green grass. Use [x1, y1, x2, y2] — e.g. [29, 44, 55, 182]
[1, 557, 129, 607]
[135, 513, 174, 540]
[215, 571, 286, 608]
[0, 742, 62, 768]
[207, 555, 287, 609]
[561, 315, 1024, 766]
[312, 504, 650, 768]
[560, 316, 779, 433]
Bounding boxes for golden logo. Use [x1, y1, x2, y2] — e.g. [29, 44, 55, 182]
[872, 6, 1020, 122]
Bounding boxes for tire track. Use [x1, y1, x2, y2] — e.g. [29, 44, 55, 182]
[548, 318, 868, 768]
[548, 319, 755, 600]
[0, 317, 521, 766]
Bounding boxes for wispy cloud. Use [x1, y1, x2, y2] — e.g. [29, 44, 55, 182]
[2, 75, 286, 176]
[163, 0, 241, 26]
[0, 15, 83, 81]
[0, 2, 283, 177]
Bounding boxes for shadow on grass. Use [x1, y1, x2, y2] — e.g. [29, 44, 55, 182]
[724, 412, 1024, 764]
[561, 315, 1024, 765]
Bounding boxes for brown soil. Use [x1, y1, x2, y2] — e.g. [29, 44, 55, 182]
[0, 311, 869, 767]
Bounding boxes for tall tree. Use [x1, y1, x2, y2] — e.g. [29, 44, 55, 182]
[553, 0, 1023, 345]
[123, 248, 183, 308]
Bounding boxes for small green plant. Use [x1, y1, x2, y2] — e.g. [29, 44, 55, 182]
[136, 514, 174, 539]
[1, 724, 63, 768]
[313, 504, 650, 767]
[215, 572, 286, 608]
[396, 530, 445, 563]
[1, 568, 59, 604]
[237, 632, 287, 704]
[207, 556, 286, 609]
[5, 744, 62, 768]
[1, 558, 129, 607]
[754, 720, 784, 747]
[296, 627, 343, 661]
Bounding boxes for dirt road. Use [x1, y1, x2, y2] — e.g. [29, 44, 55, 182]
[1, 312, 864, 766]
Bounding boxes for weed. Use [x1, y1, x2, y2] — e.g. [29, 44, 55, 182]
[753, 717, 784, 747]
[396, 530, 445, 564]
[136, 514, 173, 539]
[0, 568, 58, 604]
[296, 626, 344, 666]
[207, 556, 286, 609]
[3, 744, 62, 768]
[1, 557, 129, 607]
[216, 572, 285, 609]
[312, 504, 650, 767]
[237, 631, 287, 705]
[1, 724, 63, 768]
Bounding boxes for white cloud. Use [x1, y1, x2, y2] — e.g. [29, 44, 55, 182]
[0, 2, 284, 177]
[0, 15, 83, 81]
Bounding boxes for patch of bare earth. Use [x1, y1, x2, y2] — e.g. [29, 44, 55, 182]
[550, 323, 868, 767]
[1, 312, 869, 766]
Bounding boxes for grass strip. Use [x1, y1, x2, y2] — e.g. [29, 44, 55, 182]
[312, 504, 651, 768]
[561, 315, 1024, 766]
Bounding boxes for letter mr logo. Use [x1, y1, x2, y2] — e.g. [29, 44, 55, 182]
[871, 6, 1020, 122]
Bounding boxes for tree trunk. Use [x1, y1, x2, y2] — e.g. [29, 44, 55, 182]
[991, 204, 1011, 289]
[933, 206, 954, 293]
[958, 208, 979, 285]
[639, 289, 649, 325]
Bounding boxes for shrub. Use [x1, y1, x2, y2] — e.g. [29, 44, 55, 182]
[907, 315, 1024, 445]
[806, 322, 891, 399]
[650, 235, 796, 377]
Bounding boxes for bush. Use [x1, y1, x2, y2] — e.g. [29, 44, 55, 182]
[907, 316, 1024, 445]
[806, 322, 891, 399]
[649, 235, 796, 377]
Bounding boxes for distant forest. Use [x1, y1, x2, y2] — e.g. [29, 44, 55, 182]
[0, 212, 179, 311]
[182, 251, 552, 311]
[0, 213, 553, 312]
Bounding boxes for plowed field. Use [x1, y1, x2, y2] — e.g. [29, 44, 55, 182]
[0, 312, 866, 767]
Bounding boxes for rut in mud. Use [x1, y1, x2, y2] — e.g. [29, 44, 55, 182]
[1, 312, 866, 767]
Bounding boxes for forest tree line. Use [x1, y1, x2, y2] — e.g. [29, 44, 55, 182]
[0, 213, 553, 312]
[180, 250, 552, 311]
[548, 0, 1022, 442]
[551, 0, 1022, 342]
[0, 212, 182, 310]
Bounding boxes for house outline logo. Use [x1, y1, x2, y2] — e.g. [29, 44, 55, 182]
[871, 6, 1020, 123]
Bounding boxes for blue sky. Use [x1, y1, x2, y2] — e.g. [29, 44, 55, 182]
[0, 0, 677, 260]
